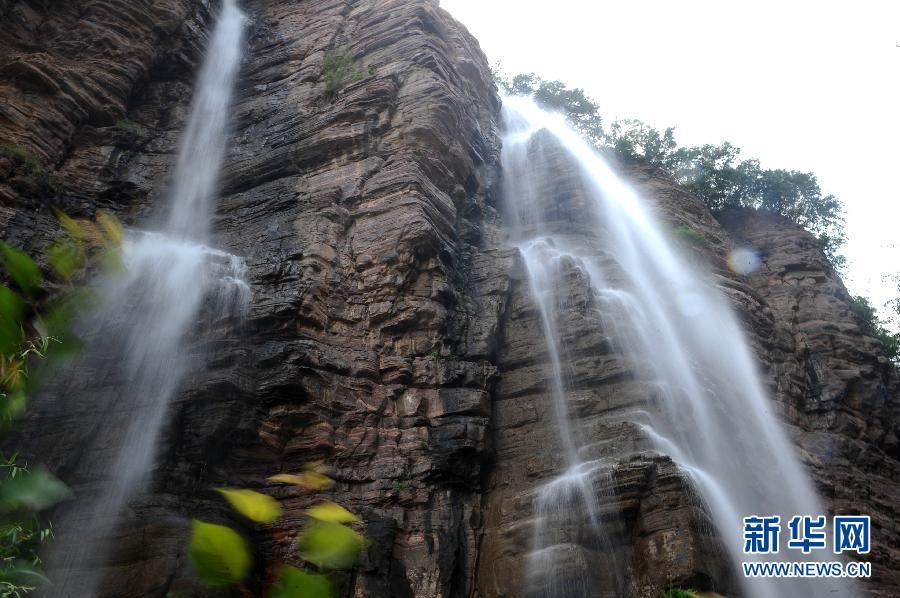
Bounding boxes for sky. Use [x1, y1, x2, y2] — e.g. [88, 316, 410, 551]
[440, 0, 900, 324]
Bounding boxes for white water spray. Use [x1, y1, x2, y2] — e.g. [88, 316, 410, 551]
[501, 96, 856, 597]
[45, 2, 247, 595]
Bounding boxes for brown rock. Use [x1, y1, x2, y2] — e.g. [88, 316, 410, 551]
[2, 0, 897, 597]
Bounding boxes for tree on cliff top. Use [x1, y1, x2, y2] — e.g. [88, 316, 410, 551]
[848, 295, 900, 364]
[496, 72, 846, 271]
[500, 73, 605, 146]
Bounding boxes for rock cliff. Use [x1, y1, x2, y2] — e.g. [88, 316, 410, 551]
[1, 1, 897, 597]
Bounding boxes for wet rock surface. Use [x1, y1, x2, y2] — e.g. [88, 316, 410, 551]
[0, 1, 897, 597]
[721, 210, 900, 596]
[4, 0, 503, 595]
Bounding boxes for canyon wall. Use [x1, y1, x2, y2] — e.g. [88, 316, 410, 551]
[1, 0, 897, 596]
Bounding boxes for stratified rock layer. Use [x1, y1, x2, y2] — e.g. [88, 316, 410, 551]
[4, 0, 505, 596]
[722, 210, 900, 596]
[0, 0, 897, 597]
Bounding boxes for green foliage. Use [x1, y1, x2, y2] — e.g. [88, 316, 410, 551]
[497, 71, 847, 271]
[0, 145, 58, 192]
[0, 457, 56, 596]
[849, 295, 900, 364]
[0, 564, 49, 598]
[215, 488, 282, 524]
[299, 521, 365, 570]
[268, 567, 331, 598]
[305, 501, 359, 524]
[606, 119, 680, 169]
[46, 243, 84, 282]
[192, 464, 365, 596]
[0, 287, 26, 358]
[0, 244, 42, 297]
[0, 458, 65, 598]
[497, 72, 604, 145]
[322, 47, 365, 100]
[189, 520, 251, 587]
[0, 146, 44, 180]
[0, 210, 122, 596]
[603, 121, 845, 259]
[663, 587, 699, 598]
[0, 466, 70, 513]
[268, 462, 333, 490]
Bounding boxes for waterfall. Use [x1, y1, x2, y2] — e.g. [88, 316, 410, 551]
[501, 96, 857, 597]
[43, 1, 248, 595]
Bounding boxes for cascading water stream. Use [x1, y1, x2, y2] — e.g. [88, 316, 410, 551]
[501, 96, 857, 597]
[43, 2, 248, 595]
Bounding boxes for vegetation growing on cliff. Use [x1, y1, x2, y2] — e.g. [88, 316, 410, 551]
[496, 72, 846, 270]
[849, 295, 900, 364]
[501, 73, 604, 146]
[495, 72, 900, 364]
[662, 587, 699, 598]
[322, 47, 366, 100]
[0, 145, 58, 192]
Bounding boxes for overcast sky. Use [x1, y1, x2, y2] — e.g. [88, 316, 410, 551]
[440, 0, 900, 323]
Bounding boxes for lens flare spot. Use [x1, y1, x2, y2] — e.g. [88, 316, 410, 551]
[727, 247, 761, 275]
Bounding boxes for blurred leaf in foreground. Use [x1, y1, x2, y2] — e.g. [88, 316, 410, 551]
[300, 521, 364, 570]
[0, 561, 50, 592]
[269, 463, 333, 490]
[305, 501, 359, 524]
[0, 243, 42, 296]
[268, 472, 333, 490]
[268, 566, 332, 598]
[95, 211, 124, 246]
[189, 520, 251, 587]
[54, 211, 88, 246]
[0, 388, 27, 424]
[0, 285, 25, 356]
[46, 242, 84, 282]
[216, 488, 282, 524]
[0, 467, 71, 512]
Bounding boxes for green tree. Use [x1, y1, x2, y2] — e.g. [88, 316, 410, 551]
[849, 295, 900, 364]
[497, 72, 604, 145]
[496, 72, 848, 272]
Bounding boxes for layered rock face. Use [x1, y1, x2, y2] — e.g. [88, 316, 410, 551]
[4, 0, 503, 595]
[472, 141, 900, 597]
[472, 137, 734, 598]
[721, 210, 900, 596]
[1, 1, 898, 598]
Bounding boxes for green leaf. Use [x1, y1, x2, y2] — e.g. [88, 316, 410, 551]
[0, 242, 42, 296]
[306, 501, 359, 524]
[34, 288, 97, 358]
[0, 560, 50, 589]
[300, 521, 365, 570]
[1, 389, 27, 424]
[0, 466, 71, 512]
[98, 246, 125, 275]
[47, 242, 84, 282]
[268, 566, 332, 598]
[55, 210, 87, 246]
[189, 520, 251, 587]
[0, 285, 25, 356]
[216, 488, 282, 524]
[96, 211, 123, 245]
[269, 467, 333, 490]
